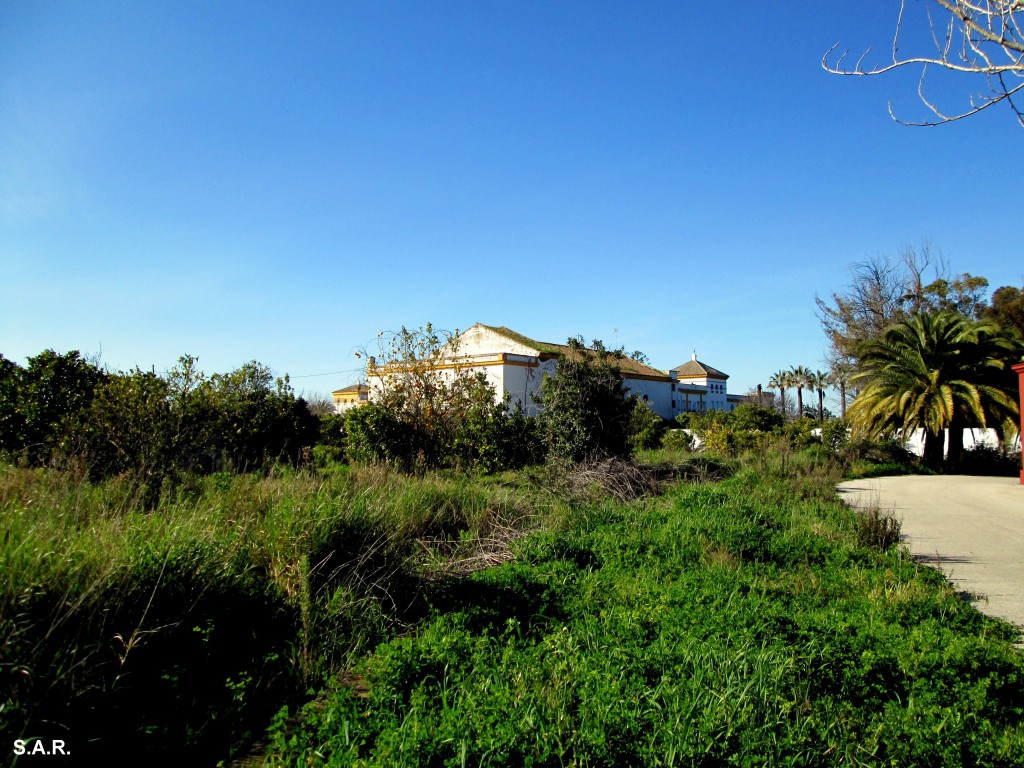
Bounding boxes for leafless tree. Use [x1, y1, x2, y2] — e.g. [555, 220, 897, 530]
[304, 393, 336, 416]
[817, 244, 990, 383]
[823, 0, 1024, 126]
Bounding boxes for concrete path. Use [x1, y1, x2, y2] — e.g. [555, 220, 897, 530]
[837, 475, 1024, 637]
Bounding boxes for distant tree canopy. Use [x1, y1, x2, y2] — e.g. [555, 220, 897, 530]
[985, 285, 1024, 341]
[0, 351, 318, 501]
[848, 311, 1021, 470]
[816, 246, 993, 377]
[816, 247, 1024, 424]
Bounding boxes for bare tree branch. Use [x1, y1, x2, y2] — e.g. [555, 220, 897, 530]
[824, 0, 1024, 127]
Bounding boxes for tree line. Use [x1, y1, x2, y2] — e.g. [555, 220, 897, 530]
[0, 351, 319, 503]
[806, 248, 1023, 470]
[0, 329, 673, 493]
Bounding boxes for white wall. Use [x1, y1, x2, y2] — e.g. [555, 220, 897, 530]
[499, 358, 554, 416]
[624, 377, 673, 419]
[333, 398, 366, 414]
[455, 325, 538, 357]
[901, 428, 1021, 456]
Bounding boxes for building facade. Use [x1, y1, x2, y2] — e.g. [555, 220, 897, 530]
[331, 383, 370, 413]
[359, 324, 741, 420]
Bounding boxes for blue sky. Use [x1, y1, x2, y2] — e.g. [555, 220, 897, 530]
[3, 1, 1022, 404]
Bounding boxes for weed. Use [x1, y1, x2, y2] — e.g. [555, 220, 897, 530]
[856, 505, 903, 551]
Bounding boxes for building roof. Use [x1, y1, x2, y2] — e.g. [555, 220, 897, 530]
[332, 383, 370, 395]
[671, 356, 729, 380]
[478, 324, 670, 379]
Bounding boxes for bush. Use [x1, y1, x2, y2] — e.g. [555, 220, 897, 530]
[537, 339, 633, 462]
[627, 399, 666, 452]
[660, 429, 695, 452]
[680, 405, 782, 458]
[344, 404, 417, 468]
[451, 400, 544, 474]
[783, 416, 820, 449]
[821, 418, 849, 452]
[958, 443, 1022, 476]
[0, 352, 321, 494]
[0, 350, 106, 466]
[731, 403, 783, 433]
[699, 420, 738, 456]
[844, 438, 918, 468]
[343, 387, 543, 474]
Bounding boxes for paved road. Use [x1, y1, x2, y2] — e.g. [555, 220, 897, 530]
[837, 475, 1024, 637]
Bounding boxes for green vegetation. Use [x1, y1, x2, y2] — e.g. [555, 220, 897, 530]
[357, 328, 661, 471]
[0, 462, 551, 762]
[266, 456, 1024, 767]
[811, 253, 1023, 471]
[359, 325, 543, 473]
[3, 418, 1023, 764]
[0, 352, 319, 501]
[3, 303, 1023, 764]
[536, 338, 635, 462]
[849, 311, 1021, 470]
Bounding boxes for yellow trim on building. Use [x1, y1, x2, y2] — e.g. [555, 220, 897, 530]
[623, 372, 673, 383]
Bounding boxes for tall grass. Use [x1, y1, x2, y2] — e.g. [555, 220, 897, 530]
[0, 462, 547, 763]
[6, 445, 1024, 765]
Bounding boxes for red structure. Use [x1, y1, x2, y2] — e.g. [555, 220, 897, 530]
[1014, 362, 1024, 485]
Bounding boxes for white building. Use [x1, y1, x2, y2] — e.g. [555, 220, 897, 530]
[331, 383, 370, 413]
[365, 324, 741, 420]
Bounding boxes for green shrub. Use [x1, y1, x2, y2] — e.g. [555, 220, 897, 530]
[537, 338, 633, 462]
[660, 429, 694, 452]
[0, 350, 106, 466]
[843, 438, 921, 478]
[627, 398, 665, 452]
[958, 443, 1021, 476]
[699, 419, 738, 456]
[681, 405, 783, 458]
[451, 397, 544, 473]
[1, 352, 321, 493]
[343, 404, 417, 467]
[731, 402, 784, 433]
[821, 418, 849, 452]
[783, 416, 821, 449]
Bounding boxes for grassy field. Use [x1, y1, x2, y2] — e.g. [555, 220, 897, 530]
[0, 463, 548, 763]
[2, 450, 1022, 766]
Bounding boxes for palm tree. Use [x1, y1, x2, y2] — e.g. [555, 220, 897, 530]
[769, 369, 793, 420]
[809, 370, 830, 423]
[829, 363, 852, 420]
[849, 311, 1020, 469]
[790, 365, 812, 419]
